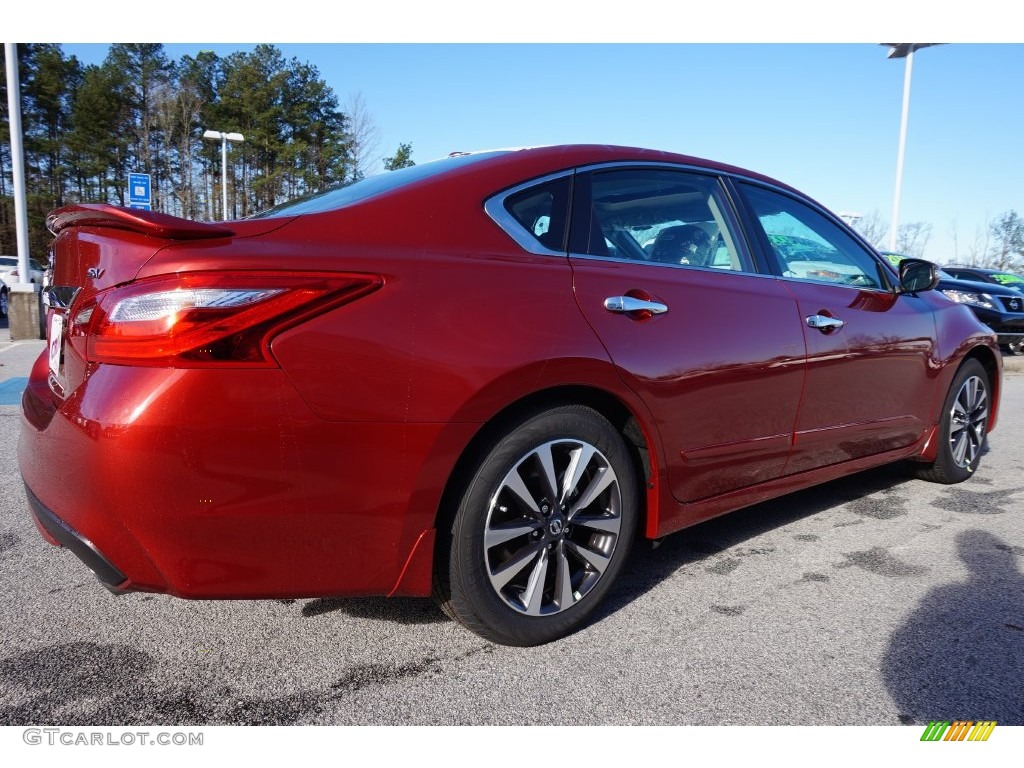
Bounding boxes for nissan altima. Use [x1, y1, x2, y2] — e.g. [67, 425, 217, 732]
[20, 145, 1001, 646]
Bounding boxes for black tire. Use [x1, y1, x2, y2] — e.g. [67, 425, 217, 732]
[1007, 339, 1024, 356]
[437, 405, 638, 646]
[914, 359, 990, 484]
[0, 288, 7, 318]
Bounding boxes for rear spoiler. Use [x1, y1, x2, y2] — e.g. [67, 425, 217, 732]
[46, 204, 234, 240]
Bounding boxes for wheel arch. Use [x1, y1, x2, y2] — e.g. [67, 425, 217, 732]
[962, 343, 1001, 435]
[427, 384, 663, 585]
[916, 342, 1001, 465]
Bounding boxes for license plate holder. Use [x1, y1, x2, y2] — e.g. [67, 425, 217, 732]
[48, 312, 65, 377]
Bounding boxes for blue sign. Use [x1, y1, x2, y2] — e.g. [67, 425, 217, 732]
[128, 202, 152, 211]
[128, 173, 152, 204]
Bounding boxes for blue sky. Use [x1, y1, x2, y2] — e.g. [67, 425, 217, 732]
[17, 2, 1024, 263]
[58, 42, 1023, 261]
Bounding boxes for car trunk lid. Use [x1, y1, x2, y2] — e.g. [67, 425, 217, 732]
[44, 204, 292, 399]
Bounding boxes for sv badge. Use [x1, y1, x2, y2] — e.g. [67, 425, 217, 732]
[87, 267, 105, 279]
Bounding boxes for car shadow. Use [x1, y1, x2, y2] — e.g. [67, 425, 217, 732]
[598, 461, 919, 618]
[302, 462, 921, 630]
[297, 596, 448, 625]
[880, 529, 1024, 725]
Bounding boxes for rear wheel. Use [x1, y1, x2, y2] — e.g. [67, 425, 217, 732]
[1007, 338, 1024, 356]
[437, 405, 638, 646]
[915, 359, 990, 484]
[0, 288, 8, 318]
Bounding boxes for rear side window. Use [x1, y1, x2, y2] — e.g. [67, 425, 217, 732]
[571, 168, 751, 272]
[504, 177, 572, 252]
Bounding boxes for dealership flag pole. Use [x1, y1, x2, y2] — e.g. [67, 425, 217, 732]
[889, 47, 913, 253]
[883, 43, 941, 254]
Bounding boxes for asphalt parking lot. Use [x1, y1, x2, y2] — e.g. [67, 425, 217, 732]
[0, 332, 1021, 726]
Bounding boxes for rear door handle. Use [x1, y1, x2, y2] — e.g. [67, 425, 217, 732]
[806, 314, 845, 332]
[604, 296, 669, 315]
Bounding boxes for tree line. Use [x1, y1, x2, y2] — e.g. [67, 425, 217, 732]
[1, 43, 414, 258]
[852, 211, 1024, 271]
[4, 44, 1022, 272]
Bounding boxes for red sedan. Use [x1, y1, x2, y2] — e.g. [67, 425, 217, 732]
[20, 145, 1000, 646]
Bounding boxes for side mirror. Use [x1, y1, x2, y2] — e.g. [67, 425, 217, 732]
[899, 258, 940, 293]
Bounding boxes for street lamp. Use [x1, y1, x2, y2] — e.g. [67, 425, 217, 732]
[202, 129, 245, 221]
[5, 43, 42, 340]
[883, 43, 940, 252]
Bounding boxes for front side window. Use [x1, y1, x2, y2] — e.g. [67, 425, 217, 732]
[739, 183, 887, 290]
[572, 169, 751, 272]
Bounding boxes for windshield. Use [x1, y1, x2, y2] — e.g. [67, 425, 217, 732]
[250, 151, 509, 218]
[991, 272, 1024, 286]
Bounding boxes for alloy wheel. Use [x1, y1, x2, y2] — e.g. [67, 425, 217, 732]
[948, 375, 988, 469]
[484, 439, 623, 617]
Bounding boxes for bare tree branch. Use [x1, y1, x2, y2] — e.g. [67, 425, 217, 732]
[852, 210, 889, 250]
[896, 222, 932, 260]
[345, 91, 381, 181]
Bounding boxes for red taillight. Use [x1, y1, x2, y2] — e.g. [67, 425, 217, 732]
[69, 272, 381, 367]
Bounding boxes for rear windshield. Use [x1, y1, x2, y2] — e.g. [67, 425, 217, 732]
[250, 151, 508, 218]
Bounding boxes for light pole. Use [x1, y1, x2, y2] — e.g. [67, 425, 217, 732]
[883, 43, 940, 253]
[5, 43, 42, 340]
[202, 129, 245, 221]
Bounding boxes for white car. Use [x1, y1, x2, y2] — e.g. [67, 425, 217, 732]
[0, 255, 47, 317]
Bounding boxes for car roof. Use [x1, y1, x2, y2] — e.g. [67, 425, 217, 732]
[254, 144, 806, 221]
[454, 144, 796, 191]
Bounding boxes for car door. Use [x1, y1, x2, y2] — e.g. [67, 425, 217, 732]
[567, 167, 807, 504]
[733, 180, 938, 473]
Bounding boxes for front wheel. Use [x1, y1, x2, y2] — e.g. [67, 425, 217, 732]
[0, 288, 8, 318]
[915, 359, 990, 484]
[1006, 338, 1024, 356]
[437, 405, 638, 646]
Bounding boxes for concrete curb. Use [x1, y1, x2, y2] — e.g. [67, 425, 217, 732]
[1002, 355, 1024, 375]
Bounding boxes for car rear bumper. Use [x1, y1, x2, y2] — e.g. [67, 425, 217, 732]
[26, 483, 128, 591]
[18, 352, 455, 599]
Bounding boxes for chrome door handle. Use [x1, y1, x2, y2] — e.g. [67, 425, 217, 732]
[806, 314, 845, 332]
[604, 296, 669, 315]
